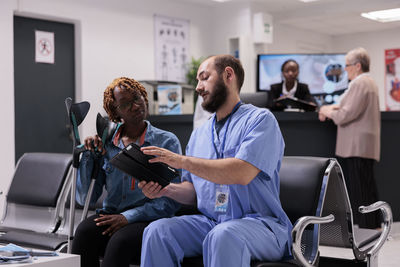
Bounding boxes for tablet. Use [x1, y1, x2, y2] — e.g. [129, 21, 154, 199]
[109, 143, 179, 187]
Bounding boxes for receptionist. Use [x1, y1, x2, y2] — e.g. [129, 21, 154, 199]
[267, 59, 316, 111]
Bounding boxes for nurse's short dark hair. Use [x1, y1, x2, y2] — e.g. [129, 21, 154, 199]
[212, 55, 245, 92]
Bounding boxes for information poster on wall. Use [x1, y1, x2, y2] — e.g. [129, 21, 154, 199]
[154, 14, 190, 83]
[157, 84, 182, 115]
[35, 30, 55, 64]
[385, 48, 400, 111]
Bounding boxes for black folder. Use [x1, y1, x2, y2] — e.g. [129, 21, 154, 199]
[109, 143, 179, 187]
[274, 96, 317, 111]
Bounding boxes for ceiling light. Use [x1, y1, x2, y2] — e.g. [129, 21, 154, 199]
[212, 0, 231, 2]
[361, 8, 400, 23]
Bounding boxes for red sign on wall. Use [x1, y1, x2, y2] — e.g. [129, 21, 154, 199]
[385, 48, 400, 110]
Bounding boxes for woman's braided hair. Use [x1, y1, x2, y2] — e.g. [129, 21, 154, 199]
[103, 77, 148, 122]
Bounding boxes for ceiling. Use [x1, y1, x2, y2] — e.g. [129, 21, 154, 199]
[175, 0, 400, 36]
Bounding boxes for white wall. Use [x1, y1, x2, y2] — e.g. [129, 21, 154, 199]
[265, 23, 333, 54]
[209, 2, 334, 93]
[0, 0, 16, 213]
[208, 2, 254, 92]
[0, 0, 213, 211]
[332, 27, 400, 110]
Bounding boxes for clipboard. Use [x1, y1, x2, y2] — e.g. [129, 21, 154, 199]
[274, 96, 317, 111]
[109, 143, 179, 187]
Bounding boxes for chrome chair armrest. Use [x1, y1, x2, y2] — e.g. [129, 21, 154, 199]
[359, 201, 392, 256]
[292, 214, 335, 267]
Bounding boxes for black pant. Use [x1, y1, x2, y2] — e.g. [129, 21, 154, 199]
[71, 214, 149, 267]
[338, 157, 381, 229]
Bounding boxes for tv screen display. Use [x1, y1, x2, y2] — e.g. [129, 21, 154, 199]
[257, 53, 348, 104]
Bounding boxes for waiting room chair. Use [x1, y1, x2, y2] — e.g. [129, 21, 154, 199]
[240, 92, 269, 108]
[318, 160, 392, 267]
[182, 156, 336, 267]
[0, 152, 72, 251]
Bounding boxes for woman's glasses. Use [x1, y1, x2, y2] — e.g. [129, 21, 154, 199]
[345, 63, 357, 67]
[116, 95, 142, 111]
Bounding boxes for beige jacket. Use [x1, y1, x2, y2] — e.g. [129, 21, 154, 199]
[330, 73, 380, 161]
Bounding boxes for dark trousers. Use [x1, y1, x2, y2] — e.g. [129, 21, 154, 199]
[71, 214, 149, 267]
[338, 157, 381, 229]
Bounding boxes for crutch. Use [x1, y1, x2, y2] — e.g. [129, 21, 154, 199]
[65, 97, 90, 254]
[80, 113, 116, 221]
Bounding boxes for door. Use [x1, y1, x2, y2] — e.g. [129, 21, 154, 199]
[14, 16, 75, 163]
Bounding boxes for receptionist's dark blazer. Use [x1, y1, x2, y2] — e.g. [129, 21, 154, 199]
[267, 81, 316, 111]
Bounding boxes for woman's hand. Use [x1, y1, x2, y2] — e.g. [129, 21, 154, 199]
[94, 214, 128, 236]
[318, 105, 339, 121]
[84, 135, 106, 155]
[318, 112, 327, 122]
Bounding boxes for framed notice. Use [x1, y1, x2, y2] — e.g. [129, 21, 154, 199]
[157, 84, 182, 115]
[35, 30, 55, 64]
[385, 48, 400, 110]
[154, 14, 190, 83]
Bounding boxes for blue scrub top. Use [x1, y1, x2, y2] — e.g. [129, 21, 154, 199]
[182, 104, 292, 255]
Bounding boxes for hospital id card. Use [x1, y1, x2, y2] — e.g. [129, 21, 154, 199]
[215, 184, 229, 213]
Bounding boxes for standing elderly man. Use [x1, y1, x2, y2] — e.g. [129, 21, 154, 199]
[139, 55, 292, 267]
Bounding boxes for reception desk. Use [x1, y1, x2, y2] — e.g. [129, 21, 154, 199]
[149, 111, 400, 221]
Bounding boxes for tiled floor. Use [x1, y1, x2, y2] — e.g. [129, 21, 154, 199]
[320, 224, 400, 267]
[379, 235, 400, 267]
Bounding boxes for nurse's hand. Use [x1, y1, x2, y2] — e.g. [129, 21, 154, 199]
[141, 146, 184, 169]
[138, 181, 168, 199]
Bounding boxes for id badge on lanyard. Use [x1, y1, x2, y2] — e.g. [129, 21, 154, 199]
[211, 101, 241, 213]
[215, 184, 229, 213]
[213, 129, 230, 213]
[212, 118, 230, 213]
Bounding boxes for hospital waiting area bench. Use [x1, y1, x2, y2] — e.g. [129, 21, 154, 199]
[181, 157, 392, 267]
[0, 152, 103, 253]
[0, 152, 73, 251]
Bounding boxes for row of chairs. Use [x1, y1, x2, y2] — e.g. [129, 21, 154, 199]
[0, 152, 103, 252]
[0, 152, 393, 266]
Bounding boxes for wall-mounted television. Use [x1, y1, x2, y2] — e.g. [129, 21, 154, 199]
[257, 53, 348, 104]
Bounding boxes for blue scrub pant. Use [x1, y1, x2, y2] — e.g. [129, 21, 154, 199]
[140, 214, 285, 267]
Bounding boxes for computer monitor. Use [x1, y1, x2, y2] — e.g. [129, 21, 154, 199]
[257, 53, 348, 104]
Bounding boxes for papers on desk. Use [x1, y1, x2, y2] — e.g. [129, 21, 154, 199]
[0, 244, 32, 264]
[0, 243, 58, 264]
[274, 95, 317, 112]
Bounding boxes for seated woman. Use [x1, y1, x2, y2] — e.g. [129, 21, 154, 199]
[267, 59, 316, 111]
[71, 77, 182, 267]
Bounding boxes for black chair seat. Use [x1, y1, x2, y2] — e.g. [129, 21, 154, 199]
[354, 228, 381, 249]
[0, 230, 67, 251]
[181, 256, 300, 267]
[252, 261, 299, 267]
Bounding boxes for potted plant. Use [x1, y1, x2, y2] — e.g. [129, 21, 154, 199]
[186, 57, 204, 110]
